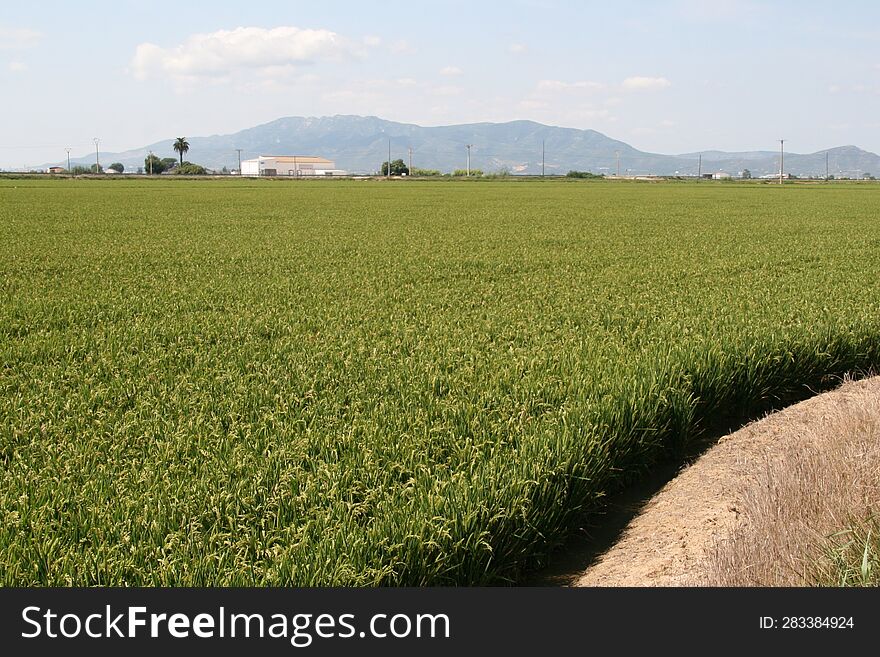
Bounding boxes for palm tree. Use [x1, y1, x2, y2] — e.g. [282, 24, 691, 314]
[173, 137, 190, 166]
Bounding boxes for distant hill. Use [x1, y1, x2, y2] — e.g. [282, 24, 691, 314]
[52, 115, 880, 177]
[679, 145, 879, 179]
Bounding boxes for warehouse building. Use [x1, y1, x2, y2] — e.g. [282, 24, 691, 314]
[240, 155, 345, 177]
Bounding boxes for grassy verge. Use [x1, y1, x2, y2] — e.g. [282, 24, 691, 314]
[821, 521, 880, 586]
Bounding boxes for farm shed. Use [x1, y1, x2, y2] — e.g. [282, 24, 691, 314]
[240, 155, 345, 177]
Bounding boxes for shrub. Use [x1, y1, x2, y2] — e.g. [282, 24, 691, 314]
[174, 162, 207, 175]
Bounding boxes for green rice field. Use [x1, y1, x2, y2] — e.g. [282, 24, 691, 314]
[2, 178, 879, 585]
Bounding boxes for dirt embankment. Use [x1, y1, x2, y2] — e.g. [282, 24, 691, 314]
[552, 376, 880, 587]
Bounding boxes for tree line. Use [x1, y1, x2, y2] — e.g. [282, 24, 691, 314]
[380, 158, 486, 177]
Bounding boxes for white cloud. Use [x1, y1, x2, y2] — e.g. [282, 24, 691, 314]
[0, 27, 42, 50]
[429, 85, 464, 96]
[255, 64, 298, 79]
[363, 35, 382, 47]
[131, 26, 356, 81]
[389, 39, 415, 54]
[537, 79, 606, 92]
[519, 99, 550, 109]
[8, 61, 27, 72]
[573, 108, 613, 121]
[440, 66, 463, 77]
[621, 76, 671, 91]
[509, 43, 528, 54]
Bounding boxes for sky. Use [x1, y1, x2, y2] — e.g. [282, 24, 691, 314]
[2, 0, 880, 168]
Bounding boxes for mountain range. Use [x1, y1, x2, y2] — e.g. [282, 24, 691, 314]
[54, 115, 880, 177]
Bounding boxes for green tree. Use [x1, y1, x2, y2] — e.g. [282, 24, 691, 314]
[452, 169, 483, 177]
[161, 157, 177, 171]
[90, 163, 103, 174]
[108, 162, 124, 173]
[741, 168, 752, 179]
[144, 154, 166, 174]
[173, 137, 190, 166]
[380, 159, 409, 176]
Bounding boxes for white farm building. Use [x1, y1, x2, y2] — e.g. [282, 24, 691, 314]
[240, 155, 346, 177]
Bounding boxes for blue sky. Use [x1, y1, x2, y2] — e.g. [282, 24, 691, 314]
[2, 0, 879, 167]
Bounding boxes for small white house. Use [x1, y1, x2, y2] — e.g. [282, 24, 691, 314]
[712, 172, 731, 180]
[240, 155, 345, 177]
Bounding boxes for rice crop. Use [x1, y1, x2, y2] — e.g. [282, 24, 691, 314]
[2, 178, 879, 585]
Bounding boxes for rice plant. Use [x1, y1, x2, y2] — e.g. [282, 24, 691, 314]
[2, 178, 879, 585]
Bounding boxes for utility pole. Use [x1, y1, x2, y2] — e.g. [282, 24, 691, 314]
[235, 149, 242, 174]
[93, 137, 100, 173]
[408, 146, 413, 176]
[65, 148, 71, 174]
[148, 150, 153, 175]
[615, 151, 620, 177]
[825, 151, 829, 180]
[698, 153, 702, 179]
[387, 138, 391, 178]
[542, 139, 545, 177]
[779, 139, 785, 185]
[466, 144, 473, 176]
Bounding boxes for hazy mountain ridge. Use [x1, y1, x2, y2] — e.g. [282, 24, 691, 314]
[52, 115, 880, 177]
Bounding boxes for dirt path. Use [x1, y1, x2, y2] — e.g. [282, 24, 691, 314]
[559, 376, 880, 586]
